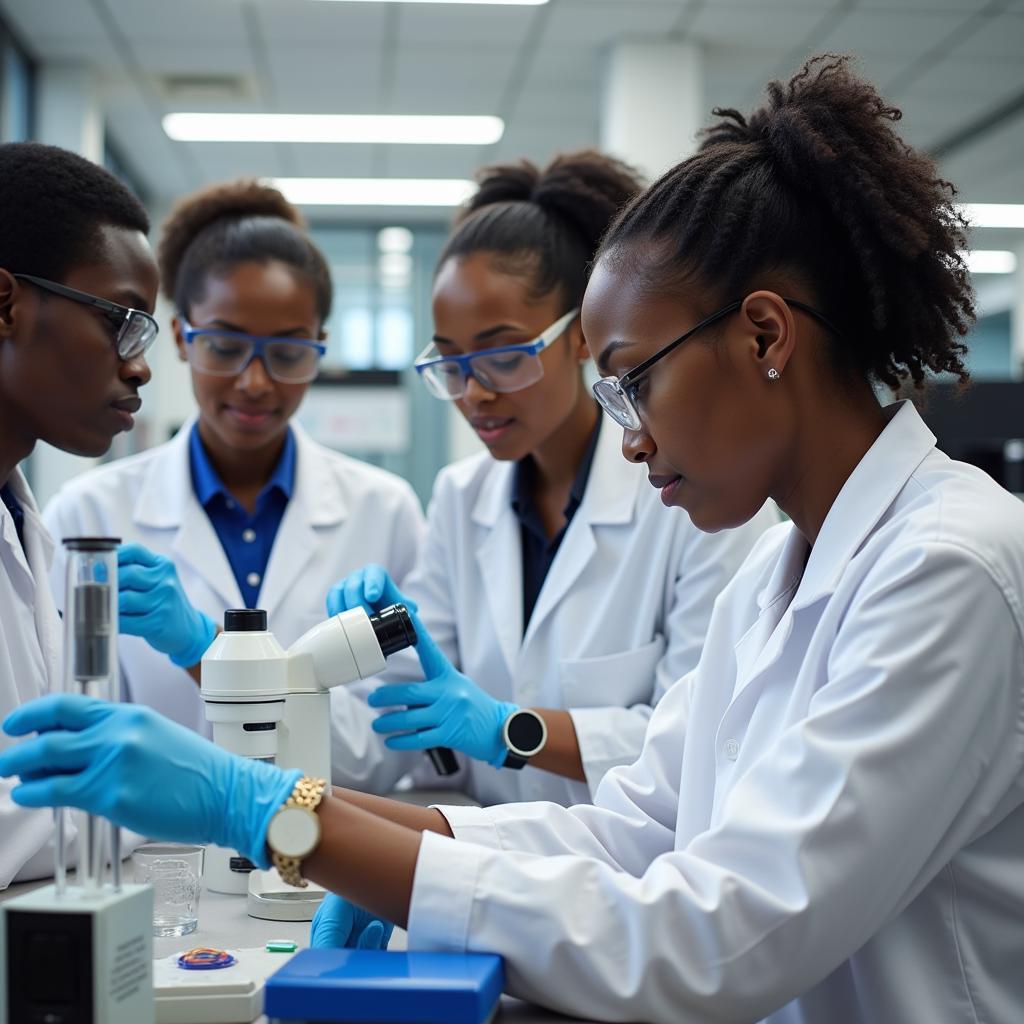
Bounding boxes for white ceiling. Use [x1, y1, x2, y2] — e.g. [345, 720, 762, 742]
[2, 0, 1023, 229]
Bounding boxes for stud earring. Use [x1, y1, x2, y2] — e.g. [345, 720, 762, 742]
[767, 368, 780, 381]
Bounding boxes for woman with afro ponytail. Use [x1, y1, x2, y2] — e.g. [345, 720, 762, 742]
[43, 179, 424, 743]
[322, 149, 775, 808]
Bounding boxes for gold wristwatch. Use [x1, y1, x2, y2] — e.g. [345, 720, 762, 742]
[266, 776, 326, 888]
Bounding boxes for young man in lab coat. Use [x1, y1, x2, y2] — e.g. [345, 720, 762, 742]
[0, 142, 159, 887]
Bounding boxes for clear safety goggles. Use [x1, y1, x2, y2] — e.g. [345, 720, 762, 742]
[181, 322, 327, 384]
[414, 308, 579, 401]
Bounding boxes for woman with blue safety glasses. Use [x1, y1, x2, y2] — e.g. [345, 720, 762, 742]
[44, 180, 424, 736]
[323, 151, 776, 806]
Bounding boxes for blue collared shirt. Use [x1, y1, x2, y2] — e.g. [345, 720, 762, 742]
[188, 424, 296, 608]
[511, 415, 602, 633]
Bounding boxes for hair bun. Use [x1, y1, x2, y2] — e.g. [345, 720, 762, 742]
[158, 179, 303, 299]
[463, 150, 643, 257]
[466, 160, 540, 212]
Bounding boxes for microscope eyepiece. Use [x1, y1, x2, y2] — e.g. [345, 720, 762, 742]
[368, 604, 417, 657]
[224, 608, 268, 632]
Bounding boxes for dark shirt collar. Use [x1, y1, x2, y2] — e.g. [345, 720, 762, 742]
[511, 413, 602, 527]
[189, 422, 296, 510]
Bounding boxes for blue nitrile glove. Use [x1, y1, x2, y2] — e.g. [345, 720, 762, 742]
[0, 695, 299, 868]
[118, 543, 217, 668]
[369, 605, 518, 768]
[325, 563, 418, 619]
[311, 892, 394, 950]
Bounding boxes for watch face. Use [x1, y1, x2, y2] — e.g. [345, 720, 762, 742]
[268, 806, 320, 859]
[507, 710, 545, 756]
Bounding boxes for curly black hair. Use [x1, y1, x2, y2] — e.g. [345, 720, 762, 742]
[158, 179, 332, 322]
[0, 142, 150, 282]
[439, 150, 644, 310]
[600, 54, 975, 391]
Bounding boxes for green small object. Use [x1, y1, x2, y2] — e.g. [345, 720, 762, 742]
[266, 940, 298, 953]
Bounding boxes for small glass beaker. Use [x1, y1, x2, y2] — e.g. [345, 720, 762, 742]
[131, 843, 204, 937]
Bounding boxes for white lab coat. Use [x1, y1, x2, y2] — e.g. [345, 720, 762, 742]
[0, 468, 76, 888]
[43, 419, 425, 734]
[408, 401, 1024, 1024]
[330, 420, 777, 804]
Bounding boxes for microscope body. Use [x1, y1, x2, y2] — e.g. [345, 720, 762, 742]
[200, 606, 412, 915]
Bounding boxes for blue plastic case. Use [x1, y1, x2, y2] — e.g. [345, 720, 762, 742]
[264, 948, 504, 1023]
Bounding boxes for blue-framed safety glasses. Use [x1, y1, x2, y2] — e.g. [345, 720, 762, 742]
[181, 322, 327, 384]
[414, 307, 580, 401]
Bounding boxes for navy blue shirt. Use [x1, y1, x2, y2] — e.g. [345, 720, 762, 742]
[511, 415, 602, 633]
[189, 424, 296, 608]
[1, 483, 26, 554]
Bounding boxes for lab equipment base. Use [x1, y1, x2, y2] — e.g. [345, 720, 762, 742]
[154, 945, 297, 1023]
[248, 867, 325, 921]
[0, 881, 154, 1024]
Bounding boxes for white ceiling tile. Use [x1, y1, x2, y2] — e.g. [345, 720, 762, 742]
[0, 0, 108, 45]
[948, 11, 1024, 61]
[543, 1, 686, 48]
[395, 3, 537, 47]
[689, 6, 832, 49]
[99, 0, 245, 41]
[252, 0, 388, 45]
[815, 9, 969, 55]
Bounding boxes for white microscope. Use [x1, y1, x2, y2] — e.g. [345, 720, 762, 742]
[200, 603, 417, 921]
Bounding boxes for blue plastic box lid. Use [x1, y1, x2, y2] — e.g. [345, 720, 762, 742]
[264, 948, 504, 1023]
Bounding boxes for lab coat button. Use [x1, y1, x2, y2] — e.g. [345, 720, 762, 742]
[246, 571, 261, 587]
[242, 529, 256, 543]
[724, 739, 740, 761]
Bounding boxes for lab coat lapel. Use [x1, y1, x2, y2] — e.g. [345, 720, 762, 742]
[134, 420, 242, 610]
[732, 401, 937, 701]
[258, 426, 345, 618]
[7, 470, 61, 690]
[522, 421, 638, 650]
[472, 462, 523, 676]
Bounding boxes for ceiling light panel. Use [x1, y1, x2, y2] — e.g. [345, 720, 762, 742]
[164, 113, 504, 145]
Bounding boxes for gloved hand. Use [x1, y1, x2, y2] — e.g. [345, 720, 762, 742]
[369, 605, 518, 768]
[311, 892, 394, 951]
[118, 543, 217, 667]
[325, 563, 418, 619]
[0, 695, 299, 868]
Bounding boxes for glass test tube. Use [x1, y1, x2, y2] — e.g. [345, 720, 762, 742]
[62, 538, 120, 894]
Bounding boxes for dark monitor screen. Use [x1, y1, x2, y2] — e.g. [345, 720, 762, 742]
[902, 381, 1024, 492]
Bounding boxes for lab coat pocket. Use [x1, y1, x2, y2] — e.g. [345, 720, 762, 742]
[559, 635, 666, 709]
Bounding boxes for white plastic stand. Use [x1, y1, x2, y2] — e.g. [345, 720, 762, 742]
[247, 868, 325, 922]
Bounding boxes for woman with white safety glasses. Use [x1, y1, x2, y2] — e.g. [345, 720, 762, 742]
[322, 151, 775, 807]
[43, 180, 424, 735]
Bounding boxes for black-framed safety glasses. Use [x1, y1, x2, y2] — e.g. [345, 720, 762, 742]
[592, 297, 842, 430]
[13, 273, 159, 360]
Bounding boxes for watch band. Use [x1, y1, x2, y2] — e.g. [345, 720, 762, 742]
[271, 775, 326, 889]
[503, 751, 527, 770]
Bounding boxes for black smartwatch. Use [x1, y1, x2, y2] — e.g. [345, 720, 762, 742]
[501, 708, 548, 769]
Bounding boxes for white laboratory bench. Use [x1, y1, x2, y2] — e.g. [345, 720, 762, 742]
[1, 788, 610, 1023]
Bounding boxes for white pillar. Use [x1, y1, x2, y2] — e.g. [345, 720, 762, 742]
[1012, 242, 1024, 380]
[600, 42, 704, 183]
[23, 64, 105, 506]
